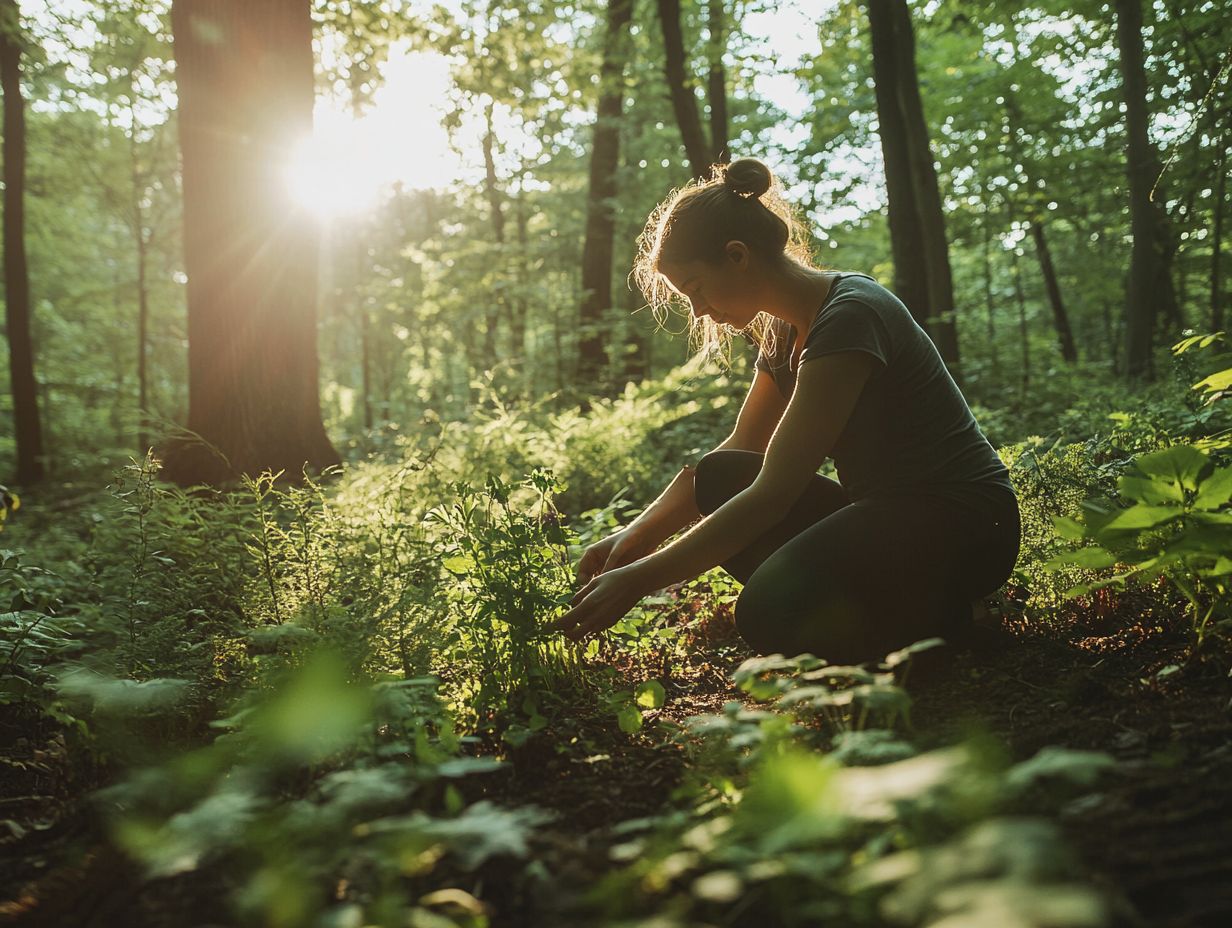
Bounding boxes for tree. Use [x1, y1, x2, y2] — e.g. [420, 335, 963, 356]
[656, 0, 712, 179]
[163, 0, 338, 484]
[866, 0, 960, 370]
[578, 0, 634, 395]
[0, 0, 44, 484]
[1116, 0, 1180, 379]
[706, 0, 729, 164]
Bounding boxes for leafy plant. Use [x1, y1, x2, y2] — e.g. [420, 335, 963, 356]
[425, 468, 588, 727]
[1049, 442, 1232, 648]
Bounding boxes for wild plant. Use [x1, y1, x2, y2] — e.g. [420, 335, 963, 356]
[1049, 442, 1232, 649]
[95, 651, 551, 928]
[424, 467, 588, 728]
[587, 640, 1117, 928]
[0, 550, 86, 728]
[1046, 334, 1232, 652]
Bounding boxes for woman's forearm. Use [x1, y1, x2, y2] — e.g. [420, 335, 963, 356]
[624, 464, 702, 549]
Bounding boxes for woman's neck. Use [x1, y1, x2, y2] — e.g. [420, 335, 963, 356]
[758, 260, 834, 334]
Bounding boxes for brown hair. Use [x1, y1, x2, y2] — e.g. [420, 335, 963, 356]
[631, 158, 816, 365]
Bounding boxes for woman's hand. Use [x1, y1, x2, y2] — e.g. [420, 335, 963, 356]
[575, 527, 653, 586]
[554, 564, 649, 642]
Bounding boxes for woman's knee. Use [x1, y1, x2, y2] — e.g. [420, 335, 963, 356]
[734, 573, 866, 661]
[694, 449, 763, 515]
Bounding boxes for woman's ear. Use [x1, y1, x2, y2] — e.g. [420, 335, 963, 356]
[724, 240, 750, 269]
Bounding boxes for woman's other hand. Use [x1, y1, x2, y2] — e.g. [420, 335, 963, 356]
[575, 527, 652, 586]
[554, 565, 648, 642]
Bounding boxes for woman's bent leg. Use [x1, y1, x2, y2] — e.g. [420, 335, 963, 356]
[693, 450, 1020, 662]
[693, 449, 850, 584]
[734, 494, 1018, 663]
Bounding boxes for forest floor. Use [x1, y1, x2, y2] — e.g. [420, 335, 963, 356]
[3, 599, 1231, 928]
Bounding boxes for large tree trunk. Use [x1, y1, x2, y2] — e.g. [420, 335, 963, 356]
[1116, 0, 1179, 379]
[706, 0, 729, 164]
[1029, 220, 1078, 362]
[164, 0, 338, 484]
[656, 0, 711, 179]
[866, 0, 959, 371]
[0, 0, 44, 484]
[578, 0, 634, 395]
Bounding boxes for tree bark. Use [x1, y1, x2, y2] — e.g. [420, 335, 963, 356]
[888, 0, 959, 370]
[706, 0, 729, 164]
[512, 182, 529, 395]
[1029, 220, 1077, 362]
[578, 0, 634, 395]
[1116, 0, 1179, 379]
[481, 100, 504, 372]
[866, 0, 959, 370]
[981, 190, 998, 373]
[0, 0, 44, 484]
[164, 0, 338, 484]
[1212, 127, 1226, 332]
[128, 98, 152, 453]
[1012, 246, 1031, 394]
[657, 0, 711, 179]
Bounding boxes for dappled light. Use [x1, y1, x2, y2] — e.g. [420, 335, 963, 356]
[2, 1, 1231, 927]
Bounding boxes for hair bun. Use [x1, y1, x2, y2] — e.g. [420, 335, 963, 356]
[721, 158, 773, 198]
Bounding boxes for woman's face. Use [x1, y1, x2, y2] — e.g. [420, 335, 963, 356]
[659, 241, 762, 330]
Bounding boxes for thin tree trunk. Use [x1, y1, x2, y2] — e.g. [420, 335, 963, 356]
[1116, 0, 1179, 379]
[1102, 299, 1119, 372]
[657, 0, 711, 179]
[512, 182, 529, 396]
[1029, 220, 1077, 362]
[706, 0, 729, 164]
[1212, 128, 1226, 332]
[481, 101, 504, 373]
[578, 0, 634, 396]
[1012, 246, 1031, 394]
[360, 271, 372, 430]
[982, 193, 998, 373]
[129, 100, 152, 452]
[164, 0, 338, 484]
[0, 0, 43, 484]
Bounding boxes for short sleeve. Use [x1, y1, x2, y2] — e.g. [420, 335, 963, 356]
[799, 298, 891, 374]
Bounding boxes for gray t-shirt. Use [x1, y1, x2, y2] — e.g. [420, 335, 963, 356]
[755, 273, 1013, 504]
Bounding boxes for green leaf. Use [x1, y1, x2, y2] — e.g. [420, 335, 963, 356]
[634, 680, 666, 709]
[1194, 465, 1232, 511]
[1005, 746, 1116, 794]
[1133, 445, 1210, 491]
[441, 555, 473, 574]
[1194, 367, 1232, 394]
[616, 705, 643, 734]
[1052, 516, 1087, 541]
[1102, 504, 1182, 531]
[1118, 475, 1183, 505]
[1047, 547, 1118, 569]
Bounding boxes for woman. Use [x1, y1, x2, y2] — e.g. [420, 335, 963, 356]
[555, 159, 1020, 664]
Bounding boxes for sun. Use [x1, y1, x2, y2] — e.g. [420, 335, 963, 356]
[284, 48, 460, 219]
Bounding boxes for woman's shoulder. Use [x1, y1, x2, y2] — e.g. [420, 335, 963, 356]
[819, 273, 916, 328]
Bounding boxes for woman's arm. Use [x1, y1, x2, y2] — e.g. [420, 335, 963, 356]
[556, 352, 875, 641]
[630, 352, 875, 592]
[621, 368, 787, 551]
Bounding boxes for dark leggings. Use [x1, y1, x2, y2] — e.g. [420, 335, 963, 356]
[694, 450, 1021, 663]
